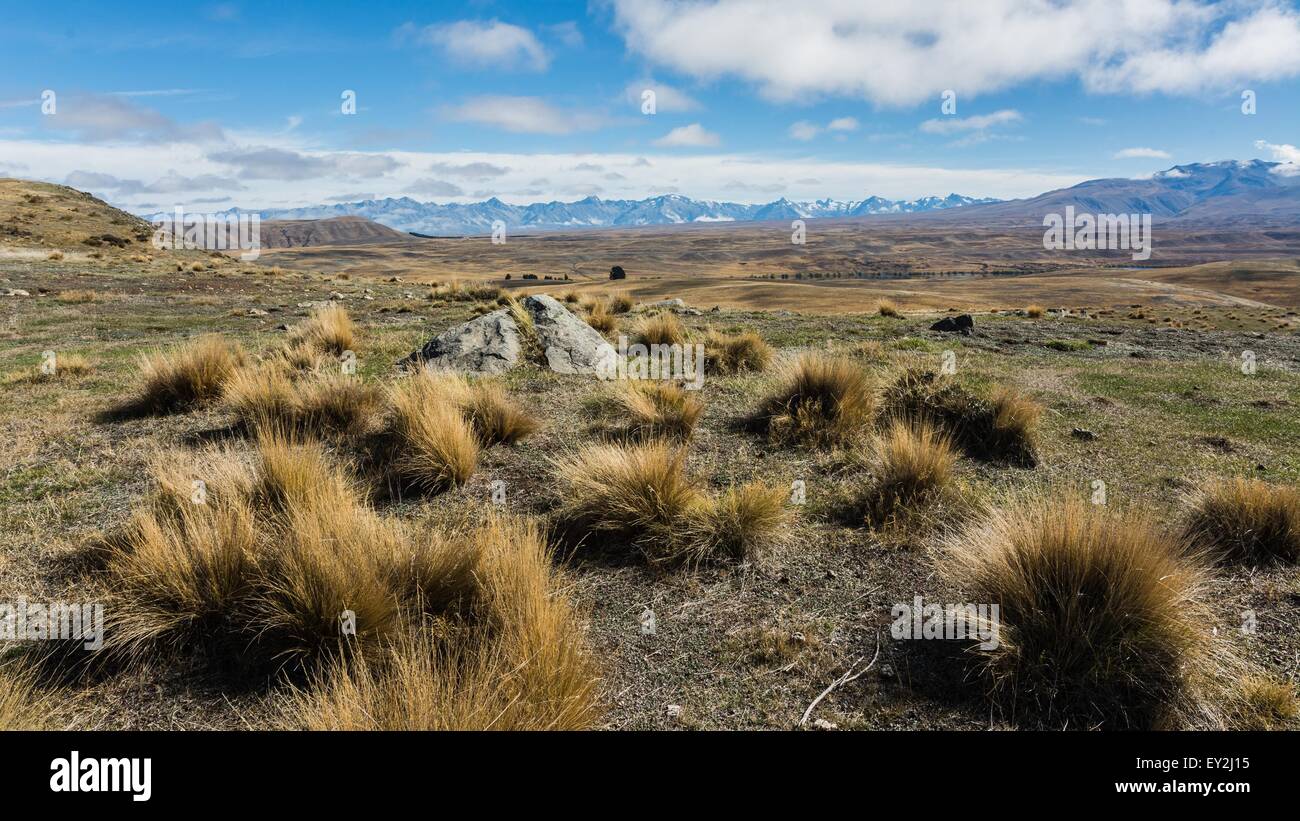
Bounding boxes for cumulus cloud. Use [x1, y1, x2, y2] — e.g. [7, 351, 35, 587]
[208, 147, 401, 180]
[608, 0, 1300, 104]
[42, 95, 224, 143]
[65, 169, 244, 195]
[827, 117, 859, 132]
[445, 96, 605, 135]
[1114, 147, 1172, 159]
[407, 19, 549, 71]
[919, 109, 1022, 135]
[653, 123, 721, 147]
[403, 178, 466, 197]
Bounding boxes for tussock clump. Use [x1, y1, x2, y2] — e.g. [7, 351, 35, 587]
[854, 421, 956, 528]
[46, 250, 64, 261]
[586, 381, 702, 441]
[609, 294, 634, 314]
[877, 298, 901, 318]
[560, 290, 582, 305]
[0, 662, 56, 730]
[1025, 304, 1045, 318]
[755, 353, 875, 447]
[1228, 675, 1298, 729]
[1181, 477, 1300, 565]
[120, 335, 247, 416]
[682, 481, 789, 563]
[552, 441, 786, 565]
[374, 370, 479, 494]
[634, 312, 687, 347]
[56, 289, 102, 304]
[704, 330, 773, 374]
[879, 369, 1039, 466]
[461, 381, 539, 445]
[224, 366, 382, 439]
[7, 352, 94, 384]
[288, 304, 355, 356]
[585, 300, 618, 335]
[941, 498, 1219, 728]
[283, 517, 599, 730]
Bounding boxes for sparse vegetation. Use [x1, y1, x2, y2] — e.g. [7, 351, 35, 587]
[756, 353, 875, 447]
[1181, 477, 1300, 565]
[940, 498, 1218, 728]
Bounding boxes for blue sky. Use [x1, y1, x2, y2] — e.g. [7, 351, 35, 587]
[1, 0, 1299, 211]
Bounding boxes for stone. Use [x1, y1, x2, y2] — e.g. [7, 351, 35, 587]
[401, 309, 522, 374]
[522, 294, 615, 375]
[639, 298, 687, 311]
[930, 314, 974, 334]
[1070, 428, 1097, 441]
[2, 288, 30, 297]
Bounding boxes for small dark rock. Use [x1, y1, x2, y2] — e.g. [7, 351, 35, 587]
[1071, 428, 1097, 441]
[930, 314, 974, 334]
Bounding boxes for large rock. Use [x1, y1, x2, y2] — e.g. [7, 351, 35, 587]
[930, 314, 974, 335]
[522, 294, 616, 375]
[401, 308, 522, 374]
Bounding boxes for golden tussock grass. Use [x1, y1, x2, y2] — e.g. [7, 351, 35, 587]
[1025, 304, 1045, 318]
[586, 381, 703, 441]
[56, 289, 103, 304]
[608, 294, 634, 314]
[877, 298, 901, 317]
[375, 370, 479, 494]
[585, 300, 619, 335]
[282, 517, 600, 730]
[224, 366, 383, 439]
[1227, 675, 1298, 729]
[46, 250, 64, 261]
[0, 662, 56, 730]
[633, 312, 687, 347]
[704, 330, 773, 374]
[1181, 477, 1300, 565]
[756, 353, 875, 447]
[941, 497, 1224, 728]
[552, 441, 786, 565]
[879, 368, 1040, 466]
[855, 421, 957, 528]
[118, 335, 247, 416]
[461, 381, 540, 445]
[288, 303, 355, 356]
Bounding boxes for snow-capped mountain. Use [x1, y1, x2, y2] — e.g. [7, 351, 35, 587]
[143, 192, 1000, 236]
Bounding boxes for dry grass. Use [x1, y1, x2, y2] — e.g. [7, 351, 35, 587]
[756, 353, 875, 447]
[1229, 675, 1298, 729]
[879, 369, 1040, 466]
[552, 441, 785, 565]
[609, 294, 634, 314]
[288, 303, 355, 356]
[704, 330, 773, 374]
[877, 298, 901, 318]
[118, 335, 247, 416]
[587, 381, 703, 441]
[1026, 304, 1045, 318]
[585, 300, 619, 335]
[941, 497, 1218, 728]
[1181, 477, 1300, 565]
[682, 481, 789, 563]
[634, 312, 687, 347]
[462, 381, 540, 445]
[56, 288, 102, 304]
[376, 371, 479, 494]
[0, 662, 56, 730]
[46, 250, 63, 261]
[282, 517, 600, 730]
[223, 366, 382, 439]
[855, 421, 957, 528]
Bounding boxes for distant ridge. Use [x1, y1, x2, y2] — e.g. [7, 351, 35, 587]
[145, 192, 999, 237]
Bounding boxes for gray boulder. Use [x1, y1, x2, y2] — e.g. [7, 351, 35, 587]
[522, 294, 616, 375]
[401, 308, 522, 374]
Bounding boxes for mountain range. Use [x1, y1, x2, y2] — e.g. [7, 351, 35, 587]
[146, 192, 999, 237]
[138, 160, 1300, 238]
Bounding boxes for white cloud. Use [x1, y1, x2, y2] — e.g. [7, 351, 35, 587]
[1256, 139, 1300, 164]
[412, 19, 549, 71]
[608, 0, 1300, 104]
[653, 123, 721, 147]
[41, 95, 225, 143]
[623, 79, 702, 112]
[404, 178, 465, 197]
[1114, 147, 1172, 159]
[919, 109, 1022, 135]
[445, 96, 605, 135]
[788, 121, 821, 141]
[827, 117, 859, 132]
